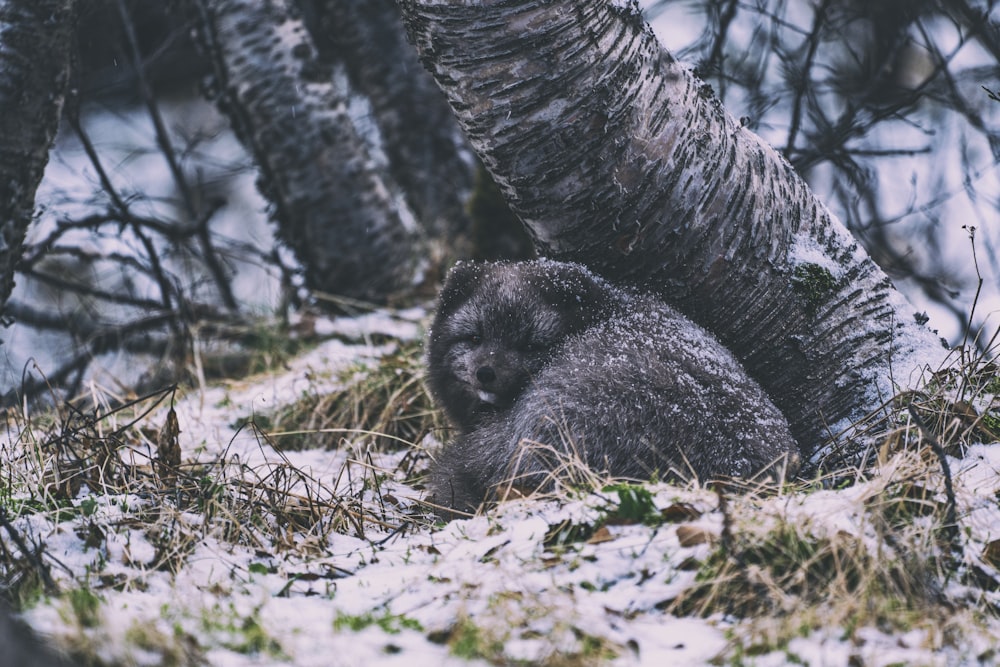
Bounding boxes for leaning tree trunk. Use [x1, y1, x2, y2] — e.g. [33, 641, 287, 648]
[301, 0, 474, 243]
[184, 0, 420, 304]
[0, 0, 77, 321]
[397, 0, 947, 461]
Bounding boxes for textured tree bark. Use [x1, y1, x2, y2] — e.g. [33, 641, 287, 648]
[0, 0, 77, 320]
[398, 0, 947, 460]
[185, 0, 420, 304]
[301, 0, 474, 242]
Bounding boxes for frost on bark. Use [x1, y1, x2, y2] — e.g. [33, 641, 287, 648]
[185, 0, 420, 304]
[301, 0, 473, 242]
[0, 0, 76, 320]
[398, 0, 947, 460]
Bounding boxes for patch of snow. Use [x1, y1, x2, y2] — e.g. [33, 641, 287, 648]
[788, 233, 847, 281]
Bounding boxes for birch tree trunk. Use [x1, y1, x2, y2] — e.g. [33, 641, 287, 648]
[397, 0, 947, 460]
[302, 0, 474, 242]
[0, 0, 77, 320]
[185, 0, 420, 304]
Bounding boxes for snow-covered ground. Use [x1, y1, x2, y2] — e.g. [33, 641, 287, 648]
[4, 308, 1000, 666]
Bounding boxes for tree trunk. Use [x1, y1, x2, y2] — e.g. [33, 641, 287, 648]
[185, 0, 420, 305]
[397, 0, 947, 461]
[301, 0, 474, 242]
[0, 0, 77, 320]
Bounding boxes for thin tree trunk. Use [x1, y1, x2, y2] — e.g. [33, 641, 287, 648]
[398, 0, 947, 460]
[0, 0, 77, 320]
[185, 0, 420, 305]
[301, 0, 474, 242]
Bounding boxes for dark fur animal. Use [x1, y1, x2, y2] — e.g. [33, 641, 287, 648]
[0, 604, 73, 667]
[426, 260, 799, 516]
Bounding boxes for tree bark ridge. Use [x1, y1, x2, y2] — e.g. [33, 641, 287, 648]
[0, 0, 77, 319]
[304, 0, 474, 241]
[186, 0, 420, 304]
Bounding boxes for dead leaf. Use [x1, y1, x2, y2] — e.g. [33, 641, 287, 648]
[660, 502, 702, 523]
[586, 525, 616, 545]
[983, 539, 1000, 568]
[156, 407, 181, 485]
[676, 524, 714, 547]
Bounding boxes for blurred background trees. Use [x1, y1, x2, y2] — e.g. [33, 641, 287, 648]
[648, 0, 1000, 343]
[1, 0, 997, 407]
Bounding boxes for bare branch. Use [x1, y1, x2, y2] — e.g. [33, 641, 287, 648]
[115, 0, 238, 311]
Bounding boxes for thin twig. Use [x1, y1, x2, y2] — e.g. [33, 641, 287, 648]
[65, 108, 184, 334]
[116, 0, 238, 312]
[0, 508, 60, 596]
[906, 405, 961, 551]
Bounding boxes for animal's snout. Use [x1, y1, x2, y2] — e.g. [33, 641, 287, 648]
[476, 366, 497, 384]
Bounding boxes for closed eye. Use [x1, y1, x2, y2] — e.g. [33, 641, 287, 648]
[520, 338, 554, 353]
[455, 332, 481, 346]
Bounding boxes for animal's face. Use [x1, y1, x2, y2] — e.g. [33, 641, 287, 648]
[427, 261, 611, 430]
[435, 293, 566, 411]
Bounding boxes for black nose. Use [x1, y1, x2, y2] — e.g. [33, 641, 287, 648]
[476, 366, 496, 384]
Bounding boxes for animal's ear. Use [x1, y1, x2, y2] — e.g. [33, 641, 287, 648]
[535, 260, 611, 310]
[436, 261, 485, 316]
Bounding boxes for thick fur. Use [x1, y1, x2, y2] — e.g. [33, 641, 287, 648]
[426, 260, 799, 516]
[0, 604, 72, 667]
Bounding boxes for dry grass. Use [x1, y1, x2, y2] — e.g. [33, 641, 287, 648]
[818, 316, 1000, 476]
[671, 478, 946, 627]
[262, 339, 445, 454]
[665, 339, 1000, 656]
[3, 318, 1000, 665]
[0, 354, 437, 611]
